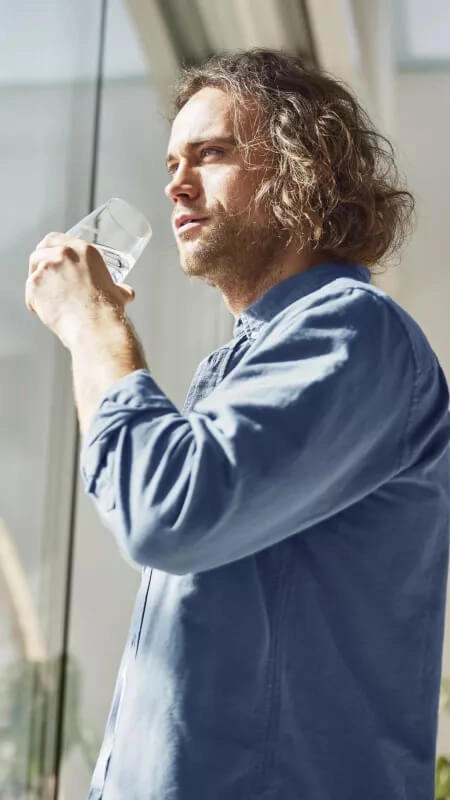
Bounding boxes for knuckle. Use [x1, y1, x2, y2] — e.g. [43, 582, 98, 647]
[39, 233, 54, 246]
[36, 258, 55, 274]
[38, 231, 63, 249]
[30, 269, 41, 286]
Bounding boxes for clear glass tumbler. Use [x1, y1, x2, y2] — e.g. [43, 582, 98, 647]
[66, 197, 152, 284]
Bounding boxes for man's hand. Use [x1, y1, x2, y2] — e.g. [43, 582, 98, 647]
[26, 231, 135, 347]
[25, 232, 146, 435]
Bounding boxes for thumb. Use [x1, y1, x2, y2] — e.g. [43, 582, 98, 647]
[116, 283, 135, 304]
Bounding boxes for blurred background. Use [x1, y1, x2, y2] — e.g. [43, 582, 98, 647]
[0, 0, 449, 797]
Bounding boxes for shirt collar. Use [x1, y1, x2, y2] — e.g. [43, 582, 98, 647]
[232, 262, 371, 340]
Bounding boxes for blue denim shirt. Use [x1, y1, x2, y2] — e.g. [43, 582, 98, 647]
[81, 262, 450, 800]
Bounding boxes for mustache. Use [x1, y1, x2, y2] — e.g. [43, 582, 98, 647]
[172, 208, 252, 226]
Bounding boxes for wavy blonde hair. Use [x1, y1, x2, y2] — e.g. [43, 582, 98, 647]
[171, 48, 414, 269]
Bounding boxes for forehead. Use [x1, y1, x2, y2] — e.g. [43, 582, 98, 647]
[168, 87, 237, 154]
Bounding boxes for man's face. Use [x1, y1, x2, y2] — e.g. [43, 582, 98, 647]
[165, 87, 287, 287]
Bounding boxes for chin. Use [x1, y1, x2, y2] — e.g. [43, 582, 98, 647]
[180, 244, 225, 282]
[181, 258, 210, 279]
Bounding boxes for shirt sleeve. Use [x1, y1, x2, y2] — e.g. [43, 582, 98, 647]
[79, 286, 445, 574]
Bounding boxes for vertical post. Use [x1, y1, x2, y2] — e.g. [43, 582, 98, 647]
[50, 2, 108, 797]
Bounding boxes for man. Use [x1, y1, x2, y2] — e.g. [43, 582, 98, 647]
[26, 49, 450, 800]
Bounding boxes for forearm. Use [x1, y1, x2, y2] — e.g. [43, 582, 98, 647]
[67, 304, 148, 437]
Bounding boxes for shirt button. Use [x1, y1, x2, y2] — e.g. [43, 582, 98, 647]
[131, 635, 136, 648]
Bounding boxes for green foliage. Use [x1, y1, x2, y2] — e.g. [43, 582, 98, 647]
[436, 678, 450, 799]
[436, 756, 450, 799]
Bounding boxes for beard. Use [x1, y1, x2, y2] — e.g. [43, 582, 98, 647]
[178, 208, 290, 292]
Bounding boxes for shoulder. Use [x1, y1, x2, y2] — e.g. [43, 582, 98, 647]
[264, 276, 435, 375]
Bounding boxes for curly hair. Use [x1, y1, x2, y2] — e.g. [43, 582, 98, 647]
[171, 48, 415, 269]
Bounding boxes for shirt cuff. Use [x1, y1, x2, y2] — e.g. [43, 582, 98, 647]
[79, 368, 176, 496]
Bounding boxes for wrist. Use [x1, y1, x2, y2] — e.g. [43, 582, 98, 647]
[62, 299, 126, 351]
[56, 296, 147, 436]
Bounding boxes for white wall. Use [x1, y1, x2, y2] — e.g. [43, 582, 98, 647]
[395, 68, 450, 754]
[396, 71, 450, 377]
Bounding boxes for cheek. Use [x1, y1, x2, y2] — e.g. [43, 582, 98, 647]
[223, 172, 262, 214]
[206, 172, 235, 208]
[203, 166, 250, 210]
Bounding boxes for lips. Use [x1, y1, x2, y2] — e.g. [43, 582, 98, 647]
[175, 213, 208, 230]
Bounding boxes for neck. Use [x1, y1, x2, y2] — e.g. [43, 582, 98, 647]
[220, 245, 326, 316]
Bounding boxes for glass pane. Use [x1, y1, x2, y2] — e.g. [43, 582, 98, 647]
[0, 1, 103, 796]
[59, 0, 233, 796]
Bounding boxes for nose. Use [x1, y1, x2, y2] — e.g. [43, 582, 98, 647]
[165, 162, 200, 204]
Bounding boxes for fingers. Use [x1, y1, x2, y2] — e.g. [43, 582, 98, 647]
[25, 252, 57, 312]
[25, 278, 34, 313]
[116, 283, 136, 304]
[25, 233, 137, 315]
[28, 245, 80, 276]
[36, 231, 71, 249]
[28, 246, 63, 276]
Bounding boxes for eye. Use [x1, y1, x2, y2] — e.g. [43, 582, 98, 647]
[200, 147, 223, 159]
[166, 147, 223, 177]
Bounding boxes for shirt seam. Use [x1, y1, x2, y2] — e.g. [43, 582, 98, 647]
[353, 288, 420, 471]
[248, 285, 419, 475]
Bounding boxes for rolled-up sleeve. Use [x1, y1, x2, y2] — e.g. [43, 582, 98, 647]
[80, 287, 440, 574]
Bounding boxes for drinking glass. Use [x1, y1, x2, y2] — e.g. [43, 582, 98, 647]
[66, 197, 152, 284]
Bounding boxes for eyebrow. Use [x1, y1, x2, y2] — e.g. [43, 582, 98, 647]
[165, 135, 236, 168]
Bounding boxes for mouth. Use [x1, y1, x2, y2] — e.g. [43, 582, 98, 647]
[175, 216, 209, 234]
